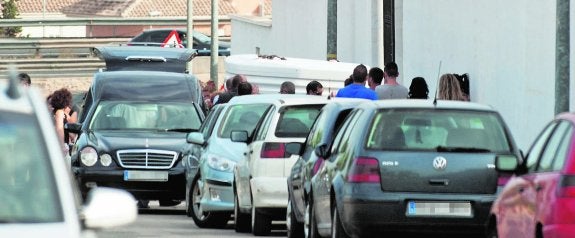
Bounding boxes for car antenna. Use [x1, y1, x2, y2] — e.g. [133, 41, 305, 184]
[432, 61, 442, 106]
[6, 65, 20, 99]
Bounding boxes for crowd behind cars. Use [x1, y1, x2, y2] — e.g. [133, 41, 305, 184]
[6, 43, 574, 238]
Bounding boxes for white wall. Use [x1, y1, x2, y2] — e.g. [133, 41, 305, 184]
[232, 0, 571, 151]
[399, 0, 556, 150]
[21, 26, 86, 38]
[232, 0, 328, 60]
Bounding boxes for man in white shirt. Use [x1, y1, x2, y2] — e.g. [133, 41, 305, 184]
[375, 62, 408, 99]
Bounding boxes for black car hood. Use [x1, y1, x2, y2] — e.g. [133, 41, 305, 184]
[89, 130, 188, 152]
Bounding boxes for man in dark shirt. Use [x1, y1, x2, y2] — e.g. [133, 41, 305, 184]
[214, 74, 246, 105]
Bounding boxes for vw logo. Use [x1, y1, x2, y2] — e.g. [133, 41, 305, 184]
[433, 156, 447, 170]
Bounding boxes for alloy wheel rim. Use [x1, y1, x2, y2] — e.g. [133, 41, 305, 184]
[286, 200, 292, 233]
[304, 203, 310, 238]
[193, 179, 206, 220]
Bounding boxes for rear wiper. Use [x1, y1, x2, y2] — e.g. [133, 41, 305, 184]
[435, 146, 491, 153]
[161, 128, 198, 133]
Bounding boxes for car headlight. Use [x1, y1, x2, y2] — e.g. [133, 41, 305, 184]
[206, 154, 235, 172]
[80, 147, 98, 167]
[100, 153, 112, 167]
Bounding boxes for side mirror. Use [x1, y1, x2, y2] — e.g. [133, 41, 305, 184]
[314, 143, 330, 160]
[495, 154, 519, 172]
[186, 132, 205, 145]
[285, 142, 303, 156]
[65, 122, 82, 134]
[230, 130, 248, 143]
[82, 187, 137, 229]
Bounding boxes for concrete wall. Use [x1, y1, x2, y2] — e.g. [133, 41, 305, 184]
[231, 0, 574, 150]
[398, 0, 558, 150]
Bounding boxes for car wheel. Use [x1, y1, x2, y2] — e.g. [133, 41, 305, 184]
[190, 175, 229, 228]
[252, 205, 272, 236]
[234, 193, 251, 233]
[305, 200, 320, 238]
[331, 206, 349, 238]
[287, 199, 304, 238]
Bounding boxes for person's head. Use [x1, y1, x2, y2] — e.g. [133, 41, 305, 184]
[237, 82, 253, 96]
[368, 67, 384, 89]
[438, 73, 466, 101]
[280, 81, 295, 94]
[18, 73, 31, 87]
[50, 88, 73, 112]
[224, 78, 234, 92]
[352, 64, 368, 83]
[306, 80, 323, 96]
[230, 74, 244, 91]
[408, 77, 429, 99]
[384, 62, 399, 80]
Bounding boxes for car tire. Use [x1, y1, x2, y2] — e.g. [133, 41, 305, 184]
[287, 199, 304, 238]
[332, 206, 350, 238]
[189, 175, 229, 228]
[252, 206, 272, 236]
[234, 193, 251, 233]
[306, 200, 320, 238]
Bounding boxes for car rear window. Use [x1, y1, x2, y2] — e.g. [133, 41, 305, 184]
[366, 109, 511, 153]
[218, 103, 271, 138]
[275, 105, 323, 138]
[0, 113, 63, 223]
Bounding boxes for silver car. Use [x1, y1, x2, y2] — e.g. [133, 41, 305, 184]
[0, 70, 137, 237]
[182, 95, 274, 228]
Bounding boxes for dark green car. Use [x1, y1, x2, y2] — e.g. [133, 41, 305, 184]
[308, 99, 522, 238]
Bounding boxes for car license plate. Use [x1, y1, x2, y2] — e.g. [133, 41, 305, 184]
[406, 201, 472, 217]
[123, 170, 168, 182]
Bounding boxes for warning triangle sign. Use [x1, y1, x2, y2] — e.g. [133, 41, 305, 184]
[162, 30, 183, 48]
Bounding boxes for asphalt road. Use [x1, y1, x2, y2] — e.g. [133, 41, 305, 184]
[96, 201, 286, 238]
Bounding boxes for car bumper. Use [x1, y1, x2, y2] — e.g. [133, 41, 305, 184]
[338, 184, 494, 236]
[251, 177, 288, 208]
[199, 169, 234, 212]
[74, 167, 185, 200]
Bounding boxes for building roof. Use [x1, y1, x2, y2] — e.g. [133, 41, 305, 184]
[17, 0, 271, 17]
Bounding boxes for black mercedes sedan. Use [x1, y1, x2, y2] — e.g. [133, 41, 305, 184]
[68, 72, 205, 204]
[308, 99, 523, 238]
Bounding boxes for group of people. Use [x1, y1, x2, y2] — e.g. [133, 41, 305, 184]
[201, 74, 327, 111]
[19, 73, 78, 156]
[335, 62, 470, 101]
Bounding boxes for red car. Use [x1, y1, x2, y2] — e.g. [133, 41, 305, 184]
[491, 112, 575, 238]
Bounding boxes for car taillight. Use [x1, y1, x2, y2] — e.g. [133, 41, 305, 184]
[557, 175, 575, 198]
[261, 142, 287, 159]
[311, 158, 324, 176]
[347, 157, 380, 183]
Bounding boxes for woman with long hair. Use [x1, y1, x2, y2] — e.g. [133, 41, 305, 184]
[437, 74, 468, 101]
[408, 77, 429, 99]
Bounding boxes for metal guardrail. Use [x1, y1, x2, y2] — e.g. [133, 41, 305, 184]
[0, 38, 131, 58]
[0, 17, 230, 27]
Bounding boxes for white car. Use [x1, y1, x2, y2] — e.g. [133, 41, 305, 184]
[0, 71, 137, 237]
[232, 95, 330, 236]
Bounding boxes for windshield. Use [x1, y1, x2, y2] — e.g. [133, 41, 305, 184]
[0, 113, 63, 223]
[218, 103, 271, 138]
[89, 101, 202, 131]
[193, 31, 211, 43]
[275, 105, 323, 138]
[366, 109, 511, 153]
